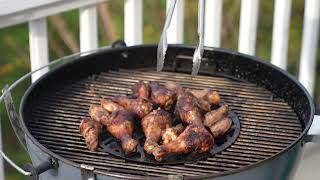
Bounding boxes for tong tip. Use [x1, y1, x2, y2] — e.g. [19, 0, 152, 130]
[157, 50, 165, 72]
[157, 36, 167, 72]
[191, 59, 201, 76]
[156, 61, 164, 72]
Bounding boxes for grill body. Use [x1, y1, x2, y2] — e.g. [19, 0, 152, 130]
[19, 45, 314, 179]
[25, 134, 303, 180]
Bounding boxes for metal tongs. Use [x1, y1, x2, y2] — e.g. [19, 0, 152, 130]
[157, 0, 205, 76]
[192, 0, 205, 75]
[157, 0, 177, 72]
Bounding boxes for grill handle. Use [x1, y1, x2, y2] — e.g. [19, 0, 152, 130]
[0, 150, 58, 178]
[24, 159, 59, 180]
[2, 85, 27, 148]
[305, 115, 320, 143]
[0, 85, 59, 178]
[0, 46, 124, 178]
[111, 40, 127, 48]
[0, 50, 105, 177]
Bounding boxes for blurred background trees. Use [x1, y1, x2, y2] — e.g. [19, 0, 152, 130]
[0, 0, 319, 179]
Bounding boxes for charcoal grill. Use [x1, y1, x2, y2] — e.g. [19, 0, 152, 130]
[1, 44, 319, 180]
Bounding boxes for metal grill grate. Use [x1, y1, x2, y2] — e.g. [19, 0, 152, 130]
[28, 69, 302, 178]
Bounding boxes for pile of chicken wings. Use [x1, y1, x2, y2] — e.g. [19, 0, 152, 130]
[79, 81, 232, 161]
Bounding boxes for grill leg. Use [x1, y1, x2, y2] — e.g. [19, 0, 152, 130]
[81, 164, 95, 180]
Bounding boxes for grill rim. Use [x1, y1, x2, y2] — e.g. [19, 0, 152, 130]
[19, 44, 315, 179]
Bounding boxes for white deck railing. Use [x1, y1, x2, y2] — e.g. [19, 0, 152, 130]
[0, 0, 319, 179]
[238, 0, 260, 55]
[271, 0, 292, 70]
[298, 0, 320, 96]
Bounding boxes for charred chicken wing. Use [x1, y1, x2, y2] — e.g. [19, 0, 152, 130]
[112, 95, 153, 118]
[203, 105, 229, 127]
[79, 117, 102, 151]
[161, 123, 185, 145]
[132, 80, 150, 100]
[150, 81, 176, 110]
[89, 104, 109, 125]
[209, 117, 232, 138]
[197, 98, 212, 113]
[187, 89, 221, 106]
[107, 110, 138, 154]
[101, 99, 124, 113]
[164, 81, 185, 98]
[141, 109, 173, 154]
[175, 92, 203, 126]
[165, 82, 211, 112]
[152, 124, 214, 161]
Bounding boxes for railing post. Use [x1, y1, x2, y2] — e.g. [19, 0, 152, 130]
[238, 0, 260, 55]
[271, 0, 292, 70]
[298, 0, 320, 96]
[28, 18, 49, 82]
[204, 0, 223, 47]
[166, 0, 184, 44]
[80, 5, 98, 52]
[124, 0, 143, 46]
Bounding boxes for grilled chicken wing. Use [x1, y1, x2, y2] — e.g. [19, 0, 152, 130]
[164, 81, 185, 98]
[141, 109, 173, 154]
[152, 124, 214, 161]
[107, 110, 138, 154]
[164, 82, 211, 112]
[203, 105, 229, 127]
[209, 117, 232, 138]
[161, 123, 185, 145]
[112, 95, 153, 118]
[175, 92, 203, 126]
[187, 89, 221, 106]
[132, 80, 150, 100]
[79, 117, 102, 151]
[90, 101, 138, 154]
[150, 81, 176, 110]
[89, 104, 110, 125]
[197, 99, 212, 112]
[101, 99, 124, 113]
